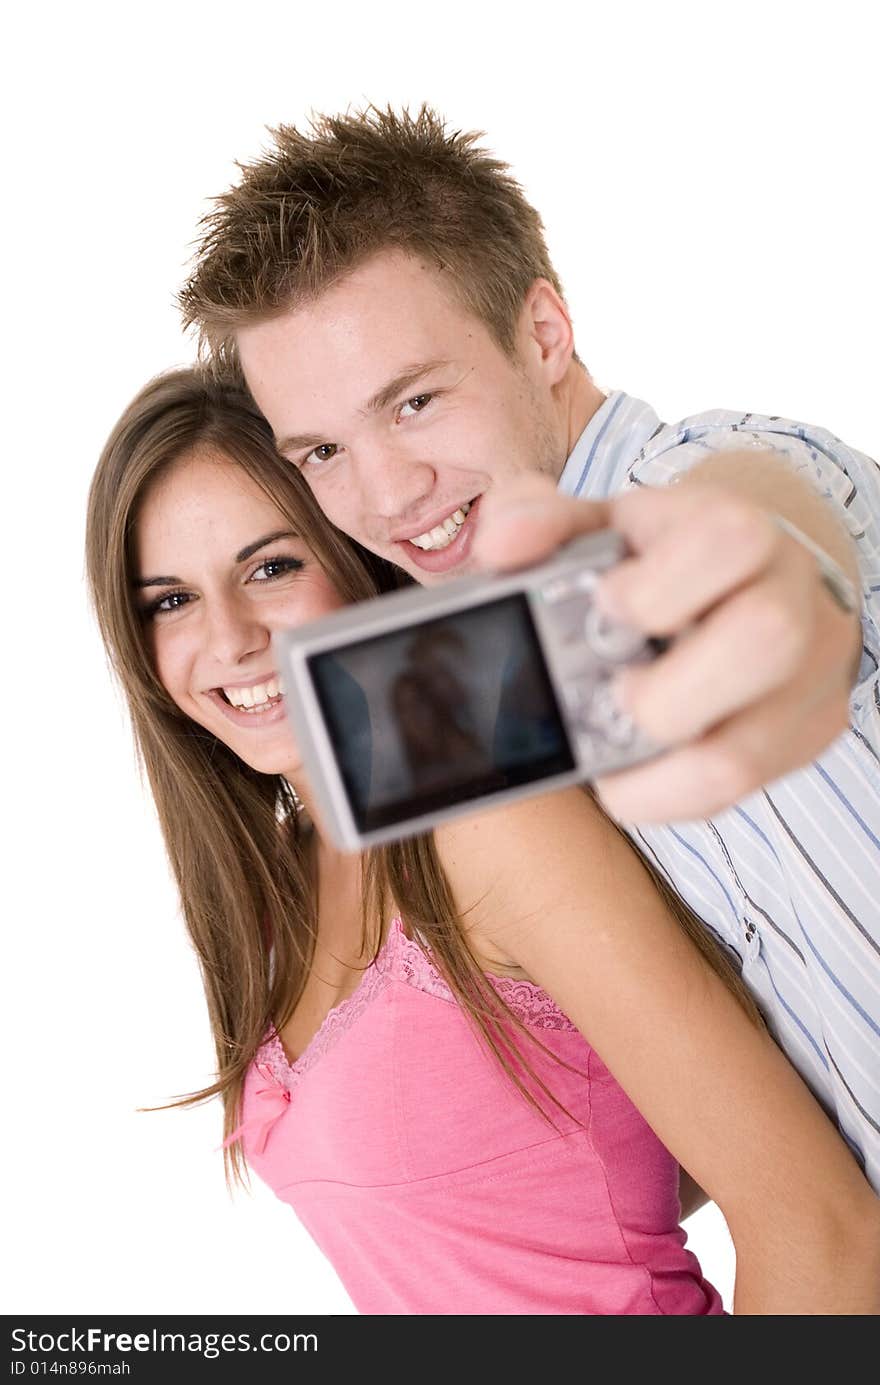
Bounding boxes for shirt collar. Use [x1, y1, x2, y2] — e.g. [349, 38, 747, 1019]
[558, 390, 664, 497]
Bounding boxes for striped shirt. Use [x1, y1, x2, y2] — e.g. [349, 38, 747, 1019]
[559, 392, 880, 1190]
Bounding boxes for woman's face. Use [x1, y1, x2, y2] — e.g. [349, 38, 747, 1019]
[134, 447, 346, 778]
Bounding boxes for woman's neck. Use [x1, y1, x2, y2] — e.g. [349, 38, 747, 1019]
[287, 778, 385, 957]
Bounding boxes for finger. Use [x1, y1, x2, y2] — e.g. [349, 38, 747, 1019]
[595, 681, 850, 824]
[473, 474, 612, 572]
[604, 480, 736, 551]
[596, 488, 781, 632]
[611, 564, 814, 743]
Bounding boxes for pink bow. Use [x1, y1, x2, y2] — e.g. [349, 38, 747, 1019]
[221, 1061, 291, 1155]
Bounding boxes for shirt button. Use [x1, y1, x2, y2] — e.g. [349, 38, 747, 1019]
[743, 917, 761, 962]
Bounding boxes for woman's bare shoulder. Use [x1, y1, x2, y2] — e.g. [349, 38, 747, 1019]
[434, 785, 627, 965]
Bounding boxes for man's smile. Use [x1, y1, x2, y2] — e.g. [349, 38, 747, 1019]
[394, 495, 483, 576]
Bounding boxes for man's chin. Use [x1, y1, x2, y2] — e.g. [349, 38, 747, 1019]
[408, 557, 481, 586]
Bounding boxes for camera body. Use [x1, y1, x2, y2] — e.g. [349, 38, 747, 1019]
[273, 530, 665, 851]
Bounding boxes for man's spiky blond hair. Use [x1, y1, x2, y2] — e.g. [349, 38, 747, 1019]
[179, 104, 566, 372]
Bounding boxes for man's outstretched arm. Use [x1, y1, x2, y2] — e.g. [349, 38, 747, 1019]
[472, 451, 864, 822]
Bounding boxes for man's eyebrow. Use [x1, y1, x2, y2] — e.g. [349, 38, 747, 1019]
[133, 531, 298, 587]
[364, 359, 453, 414]
[274, 360, 453, 455]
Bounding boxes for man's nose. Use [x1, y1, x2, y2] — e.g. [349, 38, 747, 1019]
[356, 443, 437, 524]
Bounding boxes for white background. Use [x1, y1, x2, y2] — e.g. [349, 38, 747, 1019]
[5, 0, 878, 1315]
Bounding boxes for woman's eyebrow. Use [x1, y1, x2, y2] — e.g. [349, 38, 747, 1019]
[134, 530, 299, 587]
[133, 573, 179, 590]
[234, 530, 299, 563]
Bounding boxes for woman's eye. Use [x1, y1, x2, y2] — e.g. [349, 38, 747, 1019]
[144, 590, 191, 619]
[304, 443, 338, 466]
[250, 556, 305, 582]
[399, 393, 433, 418]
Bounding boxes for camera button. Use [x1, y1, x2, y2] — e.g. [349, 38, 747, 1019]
[589, 679, 638, 747]
[541, 577, 578, 604]
[573, 728, 600, 761]
[574, 569, 599, 593]
[562, 682, 591, 716]
[583, 606, 646, 663]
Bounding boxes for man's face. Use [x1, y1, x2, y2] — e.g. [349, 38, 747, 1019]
[238, 251, 565, 584]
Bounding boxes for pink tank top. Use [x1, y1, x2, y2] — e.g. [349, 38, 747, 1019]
[234, 918, 723, 1315]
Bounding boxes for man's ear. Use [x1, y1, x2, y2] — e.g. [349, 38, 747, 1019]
[517, 278, 575, 387]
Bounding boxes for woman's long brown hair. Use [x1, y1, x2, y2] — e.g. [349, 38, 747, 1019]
[86, 367, 762, 1190]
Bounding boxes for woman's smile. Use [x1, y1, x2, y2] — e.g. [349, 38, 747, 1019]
[203, 676, 287, 729]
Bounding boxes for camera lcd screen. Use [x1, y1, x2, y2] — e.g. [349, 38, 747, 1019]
[308, 594, 575, 833]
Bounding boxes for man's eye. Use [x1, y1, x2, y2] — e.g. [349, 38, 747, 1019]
[304, 443, 338, 466]
[399, 393, 433, 418]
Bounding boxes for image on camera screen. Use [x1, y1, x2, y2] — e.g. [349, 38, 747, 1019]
[308, 594, 575, 833]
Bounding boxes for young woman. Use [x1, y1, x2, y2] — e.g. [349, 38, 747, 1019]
[85, 367, 880, 1316]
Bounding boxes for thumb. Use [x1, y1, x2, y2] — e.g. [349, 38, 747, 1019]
[473, 475, 613, 572]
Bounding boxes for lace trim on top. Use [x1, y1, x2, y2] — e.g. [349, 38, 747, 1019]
[395, 924, 577, 1031]
[259, 917, 576, 1092]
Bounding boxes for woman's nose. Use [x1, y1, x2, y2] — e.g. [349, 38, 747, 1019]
[203, 592, 270, 666]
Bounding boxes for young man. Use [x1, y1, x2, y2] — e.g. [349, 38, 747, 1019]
[179, 106, 880, 1192]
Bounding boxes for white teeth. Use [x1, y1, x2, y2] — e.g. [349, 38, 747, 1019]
[222, 676, 283, 709]
[409, 501, 472, 551]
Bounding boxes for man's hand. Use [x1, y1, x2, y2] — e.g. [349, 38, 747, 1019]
[473, 464, 862, 822]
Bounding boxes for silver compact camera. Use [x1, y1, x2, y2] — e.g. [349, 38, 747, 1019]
[273, 531, 665, 851]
